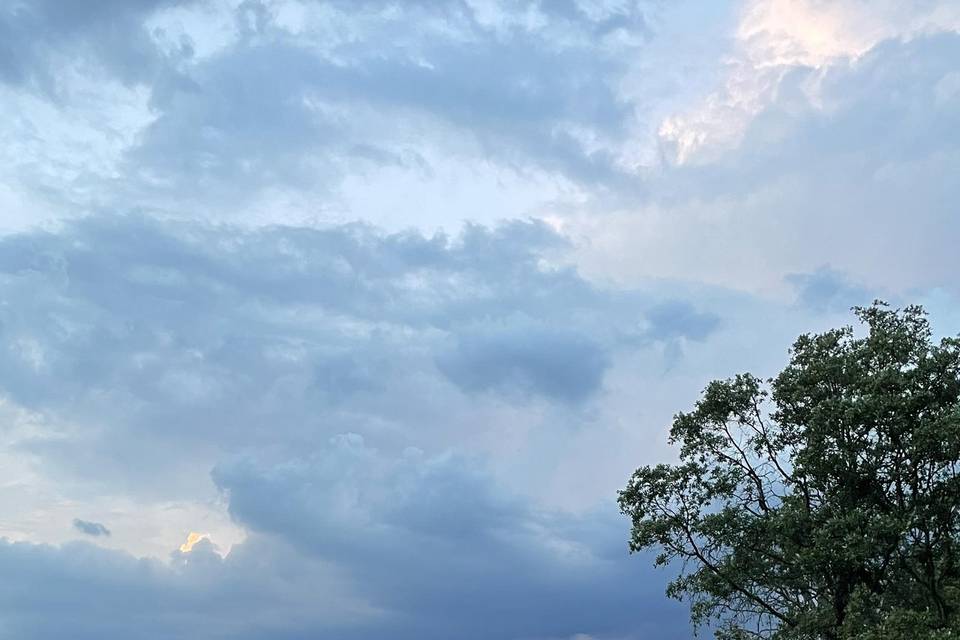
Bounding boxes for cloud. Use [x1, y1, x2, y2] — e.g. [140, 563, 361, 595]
[0, 211, 739, 637]
[785, 266, 874, 313]
[72, 519, 111, 537]
[5, 4, 956, 639]
[658, 0, 960, 165]
[0, 0, 193, 94]
[125, 0, 651, 208]
[179, 531, 209, 552]
[0, 534, 370, 640]
[210, 433, 689, 640]
[0, 0, 668, 229]
[0, 213, 717, 501]
[642, 300, 720, 342]
[0, 428, 697, 640]
[437, 320, 610, 403]
[575, 30, 960, 295]
[0, 437, 692, 640]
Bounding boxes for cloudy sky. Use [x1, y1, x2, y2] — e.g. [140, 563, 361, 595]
[1, 0, 959, 638]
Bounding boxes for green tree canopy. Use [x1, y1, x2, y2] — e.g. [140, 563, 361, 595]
[619, 303, 960, 639]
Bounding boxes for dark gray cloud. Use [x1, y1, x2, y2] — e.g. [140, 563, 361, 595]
[210, 435, 689, 640]
[642, 300, 720, 342]
[0, 214, 717, 494]
[0, 212, 720, 639]
[0, 0, 193, 94]
[0, 440, 691, 640]
[0, 0, 657, 219]
[0, 534, 368, 640]
[785, 266, 874, 313]
[72, 519, 111, 537]
[123, 0, 652, 204]
[437, 320, 610, 403]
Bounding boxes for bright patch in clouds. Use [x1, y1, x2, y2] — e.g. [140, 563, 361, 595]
[179, 531, 209, 553]
[660, 0, 960, 164]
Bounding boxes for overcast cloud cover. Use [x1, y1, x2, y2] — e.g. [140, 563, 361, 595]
[0, 0, 958, 638]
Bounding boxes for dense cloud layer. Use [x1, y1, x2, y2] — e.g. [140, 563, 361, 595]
[0, 209, 728, 537]
[2, 1, 959, 638]
[0, 213, 717, 638]
[0, 535, 363, 640]
[0, 0, 664, 227]
[0, 436, 689, 640]
[576, 30, 960, 295]
[0, 210, 832, 639]
[0, 215, 719, 484]
[213, 434, 690, 639]
[0, 0, 192, 92]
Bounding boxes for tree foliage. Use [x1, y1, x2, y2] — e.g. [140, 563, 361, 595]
[619, 303, 960, 639]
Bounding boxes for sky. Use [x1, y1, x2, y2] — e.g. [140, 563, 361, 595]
[1, 0, 959, 638]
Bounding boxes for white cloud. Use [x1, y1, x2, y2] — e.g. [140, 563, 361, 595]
[659, 0, 960, 165]
[576, 25, 960, 297]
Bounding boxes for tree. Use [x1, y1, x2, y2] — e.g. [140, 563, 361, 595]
[619, 303, 960, 639]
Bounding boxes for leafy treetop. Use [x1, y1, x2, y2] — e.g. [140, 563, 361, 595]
[619, 302, 960, 639]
